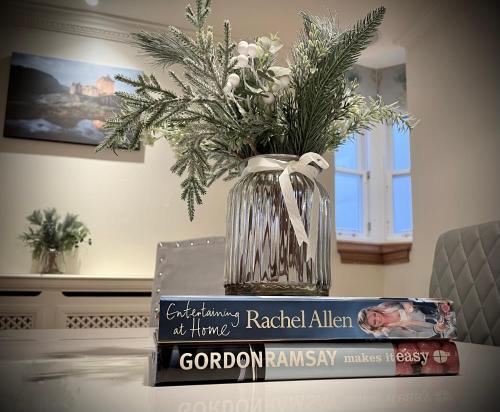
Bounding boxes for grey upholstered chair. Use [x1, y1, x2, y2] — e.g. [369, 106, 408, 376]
[150, 237, 225, 326]
[429, 221, 500, 346]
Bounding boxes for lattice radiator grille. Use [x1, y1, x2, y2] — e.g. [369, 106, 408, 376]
[0, 314, 34, 330]
[66, 314, 149, 329]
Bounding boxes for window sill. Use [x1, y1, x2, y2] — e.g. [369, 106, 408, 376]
[337, 241, 412, 265]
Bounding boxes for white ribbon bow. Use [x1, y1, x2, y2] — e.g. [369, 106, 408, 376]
[242, 152, 329, 261]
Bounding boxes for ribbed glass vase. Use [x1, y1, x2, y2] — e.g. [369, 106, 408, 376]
[224, 154, 331, 296]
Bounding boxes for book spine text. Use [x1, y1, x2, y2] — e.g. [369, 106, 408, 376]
[149, 340, 459, 386]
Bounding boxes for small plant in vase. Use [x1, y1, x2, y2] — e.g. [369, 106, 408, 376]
[20, 208, 91, 274]
[98, 0, 415, 295]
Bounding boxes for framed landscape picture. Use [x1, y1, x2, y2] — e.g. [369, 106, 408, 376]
[3, 52, 142, 146]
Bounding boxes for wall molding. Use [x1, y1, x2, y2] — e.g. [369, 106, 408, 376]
[337, 241, 412, 265]
[1, 0, 184, 43]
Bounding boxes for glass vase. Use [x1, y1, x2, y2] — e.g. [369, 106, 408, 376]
[224, 154, 331, 296]
[39, 249, 64, 274]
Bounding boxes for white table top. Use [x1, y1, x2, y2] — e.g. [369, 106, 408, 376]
[0, 328, 499, 412]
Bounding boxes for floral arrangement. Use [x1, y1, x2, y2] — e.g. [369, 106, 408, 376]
[99, 0, 415, 219]
[20, 208, 91, 259]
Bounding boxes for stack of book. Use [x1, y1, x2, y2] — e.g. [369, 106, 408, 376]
[149, 296, 459, 385]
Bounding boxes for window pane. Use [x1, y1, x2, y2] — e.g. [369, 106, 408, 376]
[335, 172, 363, 233]
[392, 123, 411, 171]
[392, 174, 413, 234]
[335, 135, 358, 169]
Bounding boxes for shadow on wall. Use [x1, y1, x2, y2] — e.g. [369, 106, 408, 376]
[0, 55, 145, 163]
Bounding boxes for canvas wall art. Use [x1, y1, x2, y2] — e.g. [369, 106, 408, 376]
[3, 52, 141, 146]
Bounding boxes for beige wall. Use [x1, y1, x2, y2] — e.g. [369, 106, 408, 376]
[1, 1, 497, 299]
[0, 13, 385, 295]
[384, 1, 500, 297]
[0, 25, 232, 277]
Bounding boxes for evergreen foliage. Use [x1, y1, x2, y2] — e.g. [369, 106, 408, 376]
[98, 0, 416, 220]
[20, 208, 91, 259]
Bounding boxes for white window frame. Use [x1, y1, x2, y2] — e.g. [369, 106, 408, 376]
[335, 132, 370, 240]
[335, 125, 413, 243]
[385, 124, 413, 241]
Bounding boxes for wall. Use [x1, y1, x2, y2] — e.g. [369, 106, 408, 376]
[0, 6, 386, 296]
[349, 63, 407, 110]
[0, 22, 232, 277]
[5, 2, 495, 300]
[384, 0, 500, 296]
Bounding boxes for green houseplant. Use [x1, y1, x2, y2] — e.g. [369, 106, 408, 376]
[20, 208, 91, 274]
[99, 0, 415, 294]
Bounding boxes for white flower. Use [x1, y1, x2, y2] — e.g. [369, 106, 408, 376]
[271, 75, 291, 92]
[237, 41, 249, 55]
[247, 44, 264, 58]
[247, 43, 258, 58]
[278, 75, 291, 88]
[223, 81, 233, 95]
[261, 92, 275, 104]
[236, 54, 249, 68]
[227, 73, 240, 87]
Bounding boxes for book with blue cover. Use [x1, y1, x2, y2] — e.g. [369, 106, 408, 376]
[157, 296, 457, 343]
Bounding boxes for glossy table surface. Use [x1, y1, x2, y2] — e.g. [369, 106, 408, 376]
[0, 328, 499, 412]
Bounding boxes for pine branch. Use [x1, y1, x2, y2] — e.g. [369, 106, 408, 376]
[324, 92, 416, 151]
[220, 20, 235, 83]
[169, 71, 194, 97]
[100, 3, 415, 220]
[284, 7, 386, 155]
[171, 130, 210, 220]
[186, 0, 212, 29]
[132, 30, 199, 68]
[97, 74, 190, 152]
[207, 150, 242, 185]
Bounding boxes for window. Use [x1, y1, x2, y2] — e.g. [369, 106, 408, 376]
[334, 134, 367, 237]
[388, 123, 413, 237]
[335, 123, 413, 244]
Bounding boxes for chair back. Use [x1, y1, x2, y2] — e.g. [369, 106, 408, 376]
[429, 221, 500, 345]
[150, 237, 225, 326]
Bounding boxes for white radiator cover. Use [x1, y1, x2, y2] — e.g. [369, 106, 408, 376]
[0, 274, 152, 329]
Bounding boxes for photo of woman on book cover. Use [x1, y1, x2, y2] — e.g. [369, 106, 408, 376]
[357, 301, 456, 338]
